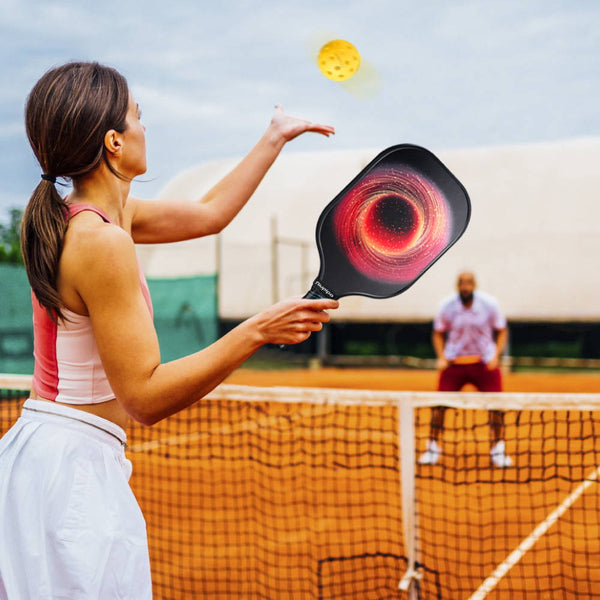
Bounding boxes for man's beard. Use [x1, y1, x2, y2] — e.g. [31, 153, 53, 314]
[460, 292, 474, 305]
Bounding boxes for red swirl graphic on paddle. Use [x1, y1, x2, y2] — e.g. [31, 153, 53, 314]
[332, 165, 452, 283]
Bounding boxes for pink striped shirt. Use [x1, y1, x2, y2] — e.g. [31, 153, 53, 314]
[434, 291, 506, 364]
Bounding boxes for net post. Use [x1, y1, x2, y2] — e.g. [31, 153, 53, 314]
[398, 397, 420, 598]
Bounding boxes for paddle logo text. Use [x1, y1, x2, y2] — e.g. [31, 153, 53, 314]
[314, 281, 334, 298]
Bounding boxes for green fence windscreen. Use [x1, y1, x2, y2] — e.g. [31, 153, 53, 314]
[0, 265, 218, 373]
[0, 264, 33, 374]
[147, 274, 218, 362]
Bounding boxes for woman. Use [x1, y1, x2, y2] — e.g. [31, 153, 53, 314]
[0, 61, 338, 599]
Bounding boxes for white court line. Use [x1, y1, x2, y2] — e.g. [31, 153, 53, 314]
[467, 464, 600, 600]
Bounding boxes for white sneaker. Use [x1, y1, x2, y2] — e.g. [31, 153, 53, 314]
[490, 440, 513, 468]
[419, 440, 441, 465]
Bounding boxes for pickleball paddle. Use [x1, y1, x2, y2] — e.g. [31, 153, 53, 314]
[303, 144, 471, 300]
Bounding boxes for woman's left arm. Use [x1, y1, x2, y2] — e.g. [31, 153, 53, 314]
[128, 105, 334, 244]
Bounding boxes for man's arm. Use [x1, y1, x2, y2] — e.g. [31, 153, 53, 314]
[487, 327, 508, 370]
[432, 329, 449, 370]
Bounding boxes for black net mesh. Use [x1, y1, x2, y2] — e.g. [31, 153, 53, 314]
[2, 380, 599, 599]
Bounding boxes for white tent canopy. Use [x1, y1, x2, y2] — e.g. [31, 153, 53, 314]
[137, 137, 600, 322]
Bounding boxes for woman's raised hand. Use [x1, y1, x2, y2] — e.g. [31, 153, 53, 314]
[269, 104, 335, 143]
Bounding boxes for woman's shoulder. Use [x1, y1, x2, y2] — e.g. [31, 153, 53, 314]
[67, 210, 131, 250]
[62, 214, 137, 281]
[57, 210, 137, 313]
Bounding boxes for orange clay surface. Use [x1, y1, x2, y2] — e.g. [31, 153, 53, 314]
[3, 369, 599, 599]
[224, 367, 600, 393]
[137, 369, 600, 599]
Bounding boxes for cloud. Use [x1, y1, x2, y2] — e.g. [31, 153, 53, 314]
[0, 121, 26, 139]
[1, 0, 600, 215]
[131, 84, 228, 123]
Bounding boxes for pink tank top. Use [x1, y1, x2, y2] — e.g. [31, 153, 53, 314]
[32, 204, 153, 404]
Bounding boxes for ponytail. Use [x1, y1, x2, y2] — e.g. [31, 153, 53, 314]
[20, 179, 69, 321]
[22, 61, 130, 322]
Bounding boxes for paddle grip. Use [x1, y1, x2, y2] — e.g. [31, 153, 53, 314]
[278, 286, 331, 349]
[303, 289, 324, 300]
[303, 280, 337, 301]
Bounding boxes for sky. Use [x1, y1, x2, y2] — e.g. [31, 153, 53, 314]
[0, 0, 598, 217]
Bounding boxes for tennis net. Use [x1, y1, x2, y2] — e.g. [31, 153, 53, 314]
[1, 375, 599, 599]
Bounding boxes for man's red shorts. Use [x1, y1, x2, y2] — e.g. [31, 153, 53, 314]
[438, 362, 502, 392]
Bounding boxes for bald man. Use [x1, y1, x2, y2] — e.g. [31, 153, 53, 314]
[419, 272, 512, 468]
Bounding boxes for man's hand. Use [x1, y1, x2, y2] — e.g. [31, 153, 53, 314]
[436, 357, 449, 371]
[486, 356, 499, 370]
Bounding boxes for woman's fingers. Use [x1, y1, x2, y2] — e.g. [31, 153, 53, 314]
[287, 301, 338, 341]
[301, 298, 339, 312]
[306, 123, 336, 136]
[256, 297, 338, 345]
[270, 104, 335, 141]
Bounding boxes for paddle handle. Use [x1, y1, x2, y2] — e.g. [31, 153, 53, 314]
[303, 289, 323, 300]
[278, 282, 334, 349]
[303, 280, 337, 301]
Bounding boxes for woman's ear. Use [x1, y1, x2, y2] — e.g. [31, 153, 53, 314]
[104, 129, 123, 156]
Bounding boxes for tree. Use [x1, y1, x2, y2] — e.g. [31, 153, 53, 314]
[0, 208, 24, 264]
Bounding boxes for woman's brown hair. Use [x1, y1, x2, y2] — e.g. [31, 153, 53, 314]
[21, 61, 130, 320]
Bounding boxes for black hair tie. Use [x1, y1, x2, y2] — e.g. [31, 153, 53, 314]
[41, 173, 57, 183]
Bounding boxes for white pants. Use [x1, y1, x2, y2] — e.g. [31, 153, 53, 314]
[0, 399, 152, 600]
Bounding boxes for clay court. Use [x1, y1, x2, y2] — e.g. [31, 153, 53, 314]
[224, 367, 600, 394]
[123, 368, 600, 599]
[2, 368, 599, 598]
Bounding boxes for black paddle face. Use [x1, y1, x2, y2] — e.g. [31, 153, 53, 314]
[304, 144, 471, 300]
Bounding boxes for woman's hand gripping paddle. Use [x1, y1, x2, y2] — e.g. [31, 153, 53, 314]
[304, 144, 471, 301]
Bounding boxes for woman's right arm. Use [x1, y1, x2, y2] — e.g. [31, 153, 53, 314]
[72, 225, 337, 425]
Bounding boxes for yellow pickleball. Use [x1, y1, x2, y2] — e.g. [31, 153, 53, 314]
[317, 39, 361, 81]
